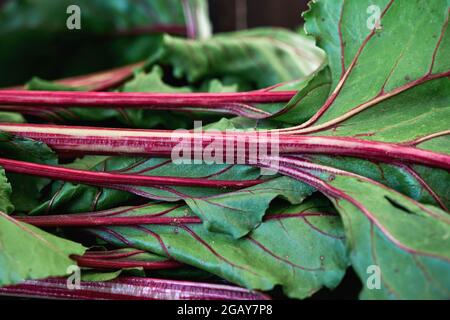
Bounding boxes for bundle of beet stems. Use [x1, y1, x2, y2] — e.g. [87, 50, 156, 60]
[0, 0, 449, 301]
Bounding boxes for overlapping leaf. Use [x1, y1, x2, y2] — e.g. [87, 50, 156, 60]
[88, 197, 348, 299]
[0, 167, 13, 214]
[32, 155, 315, 238]
[275, 157, 450, 299]
[0, 170, 86, 286]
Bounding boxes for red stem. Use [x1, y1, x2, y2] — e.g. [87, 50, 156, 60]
[0, 277, 270, 300]
[113, 24, 187, 37]
[0, 158, 262, 189]
[1, 123, 449, 170]
[0, 90, 296, 118]
[74, 255, 184, 270]
[18, 214, 203, 227]
[0, 90, 296, 106]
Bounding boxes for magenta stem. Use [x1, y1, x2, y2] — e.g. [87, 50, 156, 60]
[0, 90, 296, 107]
[1, 123, 449, 170]
[0, 158, 262, 189]
[74, 255, 184, 270]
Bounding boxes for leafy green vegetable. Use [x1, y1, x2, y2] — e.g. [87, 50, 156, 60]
[0, 167, 13, 214]
[0, 0, 210, 86]
[0, 0, 448, 301]
[145, 28, 325, 88]
[89, 197, 348, 299]
[0, 171, 85, 286]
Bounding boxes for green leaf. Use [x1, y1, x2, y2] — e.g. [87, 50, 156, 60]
[0, 131, 57, 212]
[0, 112, 25, 123]
[22, 28, 325, 128]
[30, 157, 141, 215]
[297, 0, 450, 145]
[148, 28, 325, 89]
[1, 152, 85, 288]
[0, 0, 211, 86]
[304, 155, 450, 211]
[280, 160, 450, 299]
[88, 197, 349, 299]
[81, 270, 123, 282]
[0, 211, 86, 287]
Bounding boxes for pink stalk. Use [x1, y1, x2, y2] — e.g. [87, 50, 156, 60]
[74, 254, 183, 270]
[0, 277, 270, 300]
[0, 123, 449, 170]
[0, 158, 262, 189]
[15, 202, 332, 227]
[0, 90, 296, 118]
[18, 214, 203, 227]
[3, 62, 144, 92]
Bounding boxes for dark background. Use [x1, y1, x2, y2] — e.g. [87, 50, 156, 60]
[209, 0, 310, 32]
[0, 0, 311, 87]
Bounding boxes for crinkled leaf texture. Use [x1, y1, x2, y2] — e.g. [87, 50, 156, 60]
[89, 197, 349, 299]
[273, 0, 450, 299]
[149, 28, 325, 88]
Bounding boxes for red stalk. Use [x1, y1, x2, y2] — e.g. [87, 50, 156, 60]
[17, 214, 203, 227]
[0, 90, 296, 118]
[1, 123, 449, 170]
[16, 210, 335, 228]
[0, 277, 270, 300]
[0, 158, 262, 189]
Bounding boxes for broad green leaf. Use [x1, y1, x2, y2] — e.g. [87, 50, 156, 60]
[0, 211, 86, 287]
[88, 197, 349, 299]
[271, 67, 332, 126]
[278, 159, 450, 299]
[298, 0, 450, 145]
[22, 28, 325, 128]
